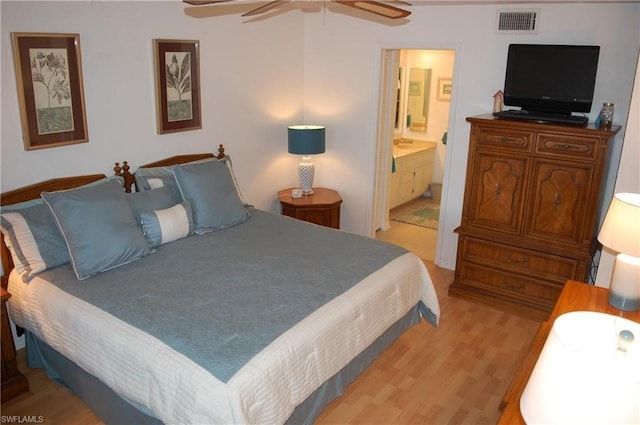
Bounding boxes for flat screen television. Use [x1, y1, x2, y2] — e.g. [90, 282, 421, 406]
[496, 44, 600, 125]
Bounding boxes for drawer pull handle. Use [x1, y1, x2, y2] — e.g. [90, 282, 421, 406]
[552, 142, 580, 151]
[506, 253, 529, 265]
[494, 183, 502, 199]
[502, 279, 525, 292]
[499, 136, 520, 144]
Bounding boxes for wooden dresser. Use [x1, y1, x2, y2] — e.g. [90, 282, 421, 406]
[449, 115, 620, 320]
[498, 280, 640, 424]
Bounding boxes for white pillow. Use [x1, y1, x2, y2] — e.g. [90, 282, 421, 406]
[147, 178, 166, 190]
[140, 202, 194, 248]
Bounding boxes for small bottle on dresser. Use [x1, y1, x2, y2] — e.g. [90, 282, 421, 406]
[599, 102, 614, 129]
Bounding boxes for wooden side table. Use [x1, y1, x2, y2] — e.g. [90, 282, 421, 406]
[498, 280, 640, 424]
[278, 187, 342, 229]
[1, 287, 29, 401]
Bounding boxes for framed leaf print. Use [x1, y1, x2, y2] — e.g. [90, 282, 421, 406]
[12, 32, 89, 150]
[154, 39, 202, 134]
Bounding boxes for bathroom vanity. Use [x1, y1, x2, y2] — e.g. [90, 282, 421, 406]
[390, 139, 436, 209]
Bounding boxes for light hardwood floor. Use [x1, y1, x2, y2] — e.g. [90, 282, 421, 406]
[1, 209, 540, 424]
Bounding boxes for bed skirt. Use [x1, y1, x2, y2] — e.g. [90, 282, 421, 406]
[25, 304, 421, 425]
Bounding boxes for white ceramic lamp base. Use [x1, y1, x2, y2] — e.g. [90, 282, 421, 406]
[609, 253, 640, 311]
[298, 155, 315, 195]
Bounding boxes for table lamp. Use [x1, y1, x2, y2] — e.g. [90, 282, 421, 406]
[520, 311, 640, 424]
[597, 192, 640, 311]
[288, 125, 325, 195]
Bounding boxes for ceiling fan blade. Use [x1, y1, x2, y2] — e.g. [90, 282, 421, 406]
[334, 1, 410, 19]
[242, 0, 286, 17]
[387, 0, 411, 5]
[183, 0, 235, 5]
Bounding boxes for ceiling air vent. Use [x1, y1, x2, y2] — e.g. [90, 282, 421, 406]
[497, 9, 539, 34]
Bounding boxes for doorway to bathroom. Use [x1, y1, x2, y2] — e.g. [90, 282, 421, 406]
[373, 48, 455, 263]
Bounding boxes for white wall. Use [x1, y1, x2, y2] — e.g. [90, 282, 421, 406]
[595, 51, 640, 288]
[301, 2, 639, 269]
[1, 0, 305, 212]
[2, 1, 639, 273]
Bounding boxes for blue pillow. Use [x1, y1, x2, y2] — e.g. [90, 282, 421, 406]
[140, 202, 194, 248]
[134, 156, 250, 206]
[173, 159, 250, 234]
[41, 179, 153, 280]
[0, 200, 69, 282]
[126, 186, 176, 219]
[0, 176, 125, 282]
[134, 166, 182, 201]
[218, 155, 250, 206]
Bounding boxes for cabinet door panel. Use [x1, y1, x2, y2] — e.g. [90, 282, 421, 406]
[526, 160, 593, 247]
[398, 170, 414, 203]
[413, 163, 430, 198]
[468, 153, 527, 235]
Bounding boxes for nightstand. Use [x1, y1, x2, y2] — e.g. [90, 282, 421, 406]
[498, 280, 640, 424]
[1, 287, 29, 401]
[278, 187, 342, 229]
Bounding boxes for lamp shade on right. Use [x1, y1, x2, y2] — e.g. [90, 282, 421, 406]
[598, 193, 640, 311]
[598, 193, 640, 257]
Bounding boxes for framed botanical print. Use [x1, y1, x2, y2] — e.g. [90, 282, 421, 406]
[12, 32, 89, 150]
[153, 39, 202, 134]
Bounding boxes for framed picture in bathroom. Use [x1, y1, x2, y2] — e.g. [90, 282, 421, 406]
[437, 78, 452, 102]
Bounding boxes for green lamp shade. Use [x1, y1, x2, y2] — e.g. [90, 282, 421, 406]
[288, 125, 326, 155]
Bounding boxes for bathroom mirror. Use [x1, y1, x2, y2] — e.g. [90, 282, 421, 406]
[395, 67, 432, 133]
[407, 67, 431, 132]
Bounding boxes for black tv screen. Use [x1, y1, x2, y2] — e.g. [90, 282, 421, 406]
[502, 44, 600, 117]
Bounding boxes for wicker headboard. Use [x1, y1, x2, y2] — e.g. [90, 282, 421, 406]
[0, 144, 227, 288]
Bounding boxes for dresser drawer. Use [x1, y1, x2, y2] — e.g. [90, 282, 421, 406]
[459, 262, 562, 309]
[476, 126, 533, 152]
[460, 236, 579, 284]
[536, 133, 599, 161]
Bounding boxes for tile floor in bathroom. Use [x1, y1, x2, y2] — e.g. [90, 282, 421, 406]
[375, 196, 438, 262]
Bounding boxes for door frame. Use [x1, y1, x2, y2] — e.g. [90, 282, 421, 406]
[372, 46, 460, 268]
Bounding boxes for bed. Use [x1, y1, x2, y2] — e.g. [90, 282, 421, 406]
[0, 146, 440, 425]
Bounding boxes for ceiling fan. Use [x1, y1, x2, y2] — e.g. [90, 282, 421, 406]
[183, 0, 411, 20]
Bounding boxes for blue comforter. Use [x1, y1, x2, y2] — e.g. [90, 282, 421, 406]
[39, 209, 413, 382]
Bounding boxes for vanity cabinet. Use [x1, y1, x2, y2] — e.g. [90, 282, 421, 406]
[390, 147, 435, 209]
[449, 115, 620, 320]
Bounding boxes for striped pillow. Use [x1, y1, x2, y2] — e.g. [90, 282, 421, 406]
[140, 202, 194, 248]
[0, 201, 69, 282]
